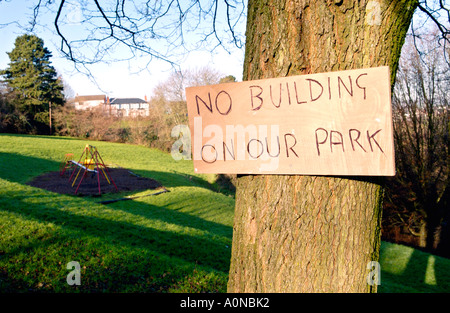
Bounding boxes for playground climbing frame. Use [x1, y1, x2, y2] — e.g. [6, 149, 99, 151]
[60, 144, 118, 195]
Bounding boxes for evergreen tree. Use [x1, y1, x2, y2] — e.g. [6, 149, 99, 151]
[1, 34, 64, 133]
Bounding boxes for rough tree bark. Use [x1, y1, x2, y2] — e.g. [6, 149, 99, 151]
[228, 0, 418, 293]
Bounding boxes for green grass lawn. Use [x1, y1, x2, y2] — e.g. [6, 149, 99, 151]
[0, 133, 448, 293]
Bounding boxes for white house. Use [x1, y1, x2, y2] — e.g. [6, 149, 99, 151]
[72, 94, 150, 117]
[73, 95, 106, 110]
[107, 97, 149, 117]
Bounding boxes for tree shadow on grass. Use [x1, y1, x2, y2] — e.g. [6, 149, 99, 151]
[102, 197, 233, 240]
[130, 168, 235, 197]
[0, 152, 233, 197]
[379, 243, 450, 292]
[0, 152, 234, 242]
[0, 148, 236, 291]
[398, 248, 450, 292]
[0, 152, 60, 184]
[0, 151, 234, 291]
[0, 133, 81, 140]
[0, 188, 232, 292]
[1, 187, 232, 270]
[0, 220, 227, 292]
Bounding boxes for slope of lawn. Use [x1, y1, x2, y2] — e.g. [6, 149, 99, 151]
[0, 134, 234, 292]
[379, 241, 450, 292]
[0, 133, 448, 293]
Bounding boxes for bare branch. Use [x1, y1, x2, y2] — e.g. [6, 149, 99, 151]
[45, 0, 246, 69]
[30, 0, 43, 31]
[418, 2, 449, 44]
[54, 0, 76, 62]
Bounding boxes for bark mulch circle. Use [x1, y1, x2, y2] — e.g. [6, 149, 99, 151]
[27, 168, 162, 196]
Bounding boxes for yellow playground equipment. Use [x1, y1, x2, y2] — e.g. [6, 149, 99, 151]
[60, 144, 118, 195]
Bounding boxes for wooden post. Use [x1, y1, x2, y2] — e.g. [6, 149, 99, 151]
[49, 101, 52, 135]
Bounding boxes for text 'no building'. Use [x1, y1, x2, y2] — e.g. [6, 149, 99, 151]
[185, 66, 395, 176]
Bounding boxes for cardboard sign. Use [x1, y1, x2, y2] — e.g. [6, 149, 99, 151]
[185, 66, 395, 176]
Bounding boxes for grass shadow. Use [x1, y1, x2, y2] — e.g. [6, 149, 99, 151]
[102, 197, 233, 241]
[130, 169, 236, 198]
[0, 152, 60, 184]
[0, 133, 82, 141]
[0, 187, 232, 271]
[0, 151, 233, 198]
[379, 242, 450, 292]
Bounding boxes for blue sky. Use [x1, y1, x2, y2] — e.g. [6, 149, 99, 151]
[0, 0, 246, 99]
[1, 1, 446, 99]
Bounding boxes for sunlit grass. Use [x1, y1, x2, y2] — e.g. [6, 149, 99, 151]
[0, 134, 232, 292]
[379, 241, 450, 292]
[0, 133, 448, 293]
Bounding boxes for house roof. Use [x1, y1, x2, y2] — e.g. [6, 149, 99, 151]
[74, 95, 106, 102]
[110, 98, 147, 104]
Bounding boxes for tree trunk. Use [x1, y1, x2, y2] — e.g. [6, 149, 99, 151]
[228, 0, 417, 293]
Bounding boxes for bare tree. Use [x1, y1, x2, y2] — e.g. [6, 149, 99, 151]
[414, 1, 450, 64]
[153, 66, 223, 102]
[386, 32, 449, 254]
